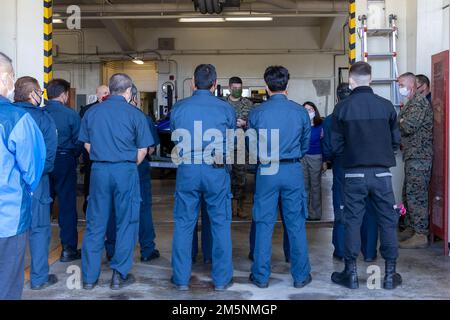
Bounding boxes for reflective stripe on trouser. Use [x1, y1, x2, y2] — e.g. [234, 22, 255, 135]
[0, 232, 27, 300]
[402, 159, 432, 235]
[332, 162, 378, 259]
[301, 154, 323, 220]
[29, 175, 52, 287]
[343, 167, 398, 261]
[172, 164, 233, 287]
[105, 165, 156, 259]
[49, 153, 78, 249]
[251, 162, 311, 284]
[82, 162, 140, 283]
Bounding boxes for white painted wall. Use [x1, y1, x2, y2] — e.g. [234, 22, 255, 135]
[0, 0, 43, 87]
[53, 26, 347, 116]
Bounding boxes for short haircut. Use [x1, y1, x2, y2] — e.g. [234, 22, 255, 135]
[109, 73, 133, 95]
[194, 64, 217, 90]
[398, 72, 416, 82]
[14, 76, 40, 102]
[416, 74, 430, 88]
[303, 101, 323, 126]
[0, 52, 13, 73]
[47, 78, 70, 100]
[229, 77, 243, 86]
[349, 61, 372, 78]
[264, 66, 290, 92]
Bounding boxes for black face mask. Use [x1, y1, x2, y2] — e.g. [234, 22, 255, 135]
[32, 90, 43, 106]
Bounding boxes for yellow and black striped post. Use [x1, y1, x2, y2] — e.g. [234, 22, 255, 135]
[348, 0, 356, 65]
[44, 0, 53, 99]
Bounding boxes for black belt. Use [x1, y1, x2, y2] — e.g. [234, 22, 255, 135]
[279, 158, 301, 163]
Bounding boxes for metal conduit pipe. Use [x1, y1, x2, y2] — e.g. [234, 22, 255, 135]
[54, 1, 348, 14]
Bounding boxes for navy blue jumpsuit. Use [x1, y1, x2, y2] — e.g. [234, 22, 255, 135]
[79, 95, 154, 284]
[45, 100, 82, 251]
[170, 89, 236, 287]
[248, 94, 312, 285]
[14, 101, 57, 288]
[105, 113, 161, 260]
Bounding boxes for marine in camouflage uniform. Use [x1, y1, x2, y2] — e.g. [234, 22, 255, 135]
[398, 91, 433, 247]
[226, 94, 254, 219]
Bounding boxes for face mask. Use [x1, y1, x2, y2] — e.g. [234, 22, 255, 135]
[32, 90, 43, 107]
[308, 111, 316, 121]
[399, 87, 410, 97]
[231, 88, 242, 99]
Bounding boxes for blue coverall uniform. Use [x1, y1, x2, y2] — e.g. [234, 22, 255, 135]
[14, 101, 58, 288]
[249, 94, 312, 285]
[322, 115, 379, 260]
[0, 96, 46, 299]
[45, 100, 82, 251]
[79, 95, 154, 284]
[105, 114, 161, 260]
[170, 89, 236, 287]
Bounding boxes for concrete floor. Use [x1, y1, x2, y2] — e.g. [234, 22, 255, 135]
[21, 171, 450, 300]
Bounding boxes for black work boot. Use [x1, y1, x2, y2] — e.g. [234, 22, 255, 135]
[60, 245, 81, 262]
[383, 260, 402, 290]
[110, 270, 136, 290]
[331, 259, 359, 289]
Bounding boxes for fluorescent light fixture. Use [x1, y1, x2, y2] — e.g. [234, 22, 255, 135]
[225, 17, 273, 22]
[132, 58, 145, 65]
[179, 17, 225, 23]
[53, 18, 64, 24]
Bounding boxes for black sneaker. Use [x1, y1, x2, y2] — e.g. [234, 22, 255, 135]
[110, 270, 136, 290]
[170, 276, 189, 291]
[30, 274, 58, 290]
[294, 274, 312, 289]
[83, 280, 98, 290]
[249, 273, 269, 289]
[60, 246, 81, 262]
[140, 249, 160, 263]
[215, 279, 234, 291]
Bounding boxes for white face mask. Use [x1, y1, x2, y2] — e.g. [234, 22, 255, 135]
[308, 111, 316, 121]
[399, 87, 411, 98]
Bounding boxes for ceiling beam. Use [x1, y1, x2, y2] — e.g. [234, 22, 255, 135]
[101, 19, 136, 52]
[320, 16, 347, 49]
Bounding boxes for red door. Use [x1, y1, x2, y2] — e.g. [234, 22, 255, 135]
[429, 50, 449, 256]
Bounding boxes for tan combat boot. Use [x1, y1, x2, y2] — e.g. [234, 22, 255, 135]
[398, 227, 414, 242]
[399, 233, 429, 249]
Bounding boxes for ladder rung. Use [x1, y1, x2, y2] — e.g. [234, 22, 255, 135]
[371, 79, 398, 84]
[367, 53, 396, 59]
[366, 29, 395, 36]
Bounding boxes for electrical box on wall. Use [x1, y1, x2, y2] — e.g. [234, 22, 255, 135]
[156, 61, 171, 74]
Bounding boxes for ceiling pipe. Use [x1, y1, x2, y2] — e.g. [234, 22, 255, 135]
[54, 1, 348, 14]
[65, 13, 347, 20]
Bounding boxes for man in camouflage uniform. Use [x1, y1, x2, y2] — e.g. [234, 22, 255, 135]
[397, 72, 434, 249]
[225, 77, 254, 219]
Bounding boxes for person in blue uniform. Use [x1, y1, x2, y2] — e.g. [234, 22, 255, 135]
[45, 79, 83, 262]
[105, 84, 161, 263]
[0, 52, 46, 300]
[330, 62, 402, 290]
[79, 73, 154, 290]
[14, 76, 58, 290]
[170, 64, 235, 291]
[248, 66, 312, 289]
[322, 82, 379, 262]
[79, 85, 110, 214]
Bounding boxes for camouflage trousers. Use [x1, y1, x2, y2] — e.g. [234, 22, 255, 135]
[231, 163, 247, 201]
[402, 159, 432, 235]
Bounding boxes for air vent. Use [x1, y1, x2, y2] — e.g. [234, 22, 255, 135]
[158, 38, 175, 51]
